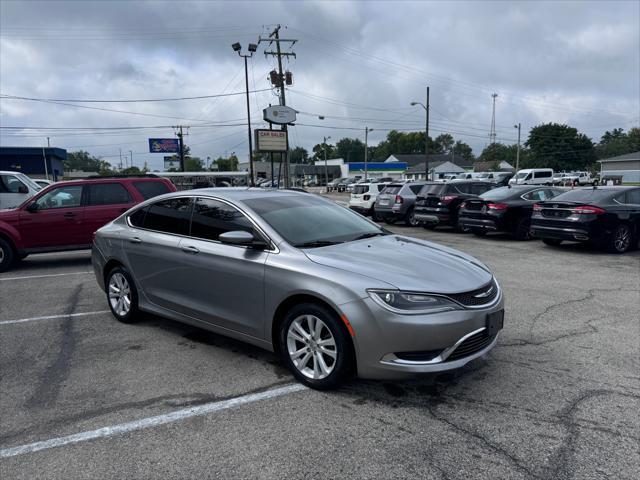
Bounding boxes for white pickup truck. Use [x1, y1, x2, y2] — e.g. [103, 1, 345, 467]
[564, 171, 596, 186]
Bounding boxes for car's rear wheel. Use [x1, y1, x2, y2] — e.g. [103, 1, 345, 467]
[0, 238, 16, 273]
[106, 267, 140, 323]
[384, 216, 396, 225]
[542, 238, 563, 246]
[513, 217, 532, 240]
[279, 303, 353, 390]
[370, 207, 382, 222]
[405, 208, 419, 227]
[606, 223, 633, 254]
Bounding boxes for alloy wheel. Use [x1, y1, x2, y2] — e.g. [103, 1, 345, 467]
[286, 315, 337, 380]
[108, 272, 132, 317]
[614, 225, 631, 252]
[0, 247, 4, 263]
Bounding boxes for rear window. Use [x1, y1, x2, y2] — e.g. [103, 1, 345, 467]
[133, 181, 171, 200]
[381, 185, 402, 195]
[87, 183, 132, 206]
[552, 189, 617, 203]
[408, 184, 423, 194]
[479, 186, 517, 201]
[419, 184, 446, 196]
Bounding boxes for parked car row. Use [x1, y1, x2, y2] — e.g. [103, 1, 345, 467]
[0, 176, 176, 271]
[349, 181, 640, 254]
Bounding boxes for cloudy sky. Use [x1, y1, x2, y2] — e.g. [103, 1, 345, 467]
[1, 0, 638, 171]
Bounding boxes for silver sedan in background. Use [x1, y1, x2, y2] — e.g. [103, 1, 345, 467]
[92, 188, 504, 389]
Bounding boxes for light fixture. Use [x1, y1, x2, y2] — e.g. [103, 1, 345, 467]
[248, 43, 258, 52]
[231, 42, 241, 52]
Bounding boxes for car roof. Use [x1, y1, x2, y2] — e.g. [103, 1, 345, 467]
[165, 187, 309, 202]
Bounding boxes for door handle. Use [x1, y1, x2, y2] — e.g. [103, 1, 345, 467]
[64, 212, 76, 219]
[181, 245, 199, 254]
[129, 237, 142, 244]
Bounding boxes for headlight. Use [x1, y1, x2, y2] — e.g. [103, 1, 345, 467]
[368, 289, 459, 314]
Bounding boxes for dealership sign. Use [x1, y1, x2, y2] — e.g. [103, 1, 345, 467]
[149, 138, 179, 153]
[263, 105, 297, 125]
[255, 129, 288, 152]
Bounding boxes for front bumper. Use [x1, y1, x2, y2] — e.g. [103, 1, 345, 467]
[340, 288, 504, 380]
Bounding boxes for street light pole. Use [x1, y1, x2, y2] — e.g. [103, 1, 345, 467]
[514, 123, 521, 184]
[411, 86, 430, 181]
[323, 135, 331, 191]
[232, 42, 258, 186]
[364, 127, 373, 181]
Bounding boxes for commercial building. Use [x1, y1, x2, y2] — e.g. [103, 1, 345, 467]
[0, 146, 66, 181]
[384, 153, 473, 180]
[598, 151, 640, 183]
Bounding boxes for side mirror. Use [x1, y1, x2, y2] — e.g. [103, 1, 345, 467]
[26, 202, 39, 213]
[18, 185, 29, 194]
[219, 230, 267, 249]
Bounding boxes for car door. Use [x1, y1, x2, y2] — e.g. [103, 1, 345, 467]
[0, 173, 31, 210]
[123, 197, 193, 313]
[175, 196, 268, 338]
[84, 182, 136, 244]
[18, 184, 86, 248]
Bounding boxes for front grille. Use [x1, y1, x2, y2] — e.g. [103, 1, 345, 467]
[395, 349, 442, 362]
[446, 330, 495, 361]
[447, 279, 498, 307]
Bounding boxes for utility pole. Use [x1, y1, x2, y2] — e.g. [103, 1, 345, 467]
[364, 127, 373, 181]
[232, 42, 257, 186]
[46, 137, 50, 148]
[42, 145, 49, 181]
[261, 25, 297, 188]
[425, 87, 430, 180]
[514, 122, 521, 184]
[129, 150, 133, 169]
[323, 135, 331, 191]
[490, 93, 498, 144]
[174, 126, 188, 172]
[119, 148, 123, 170]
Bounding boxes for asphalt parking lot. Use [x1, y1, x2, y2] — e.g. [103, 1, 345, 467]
[1, 213, 639, 479]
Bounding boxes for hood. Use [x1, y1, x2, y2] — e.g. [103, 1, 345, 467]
[304, 235, 492, 293]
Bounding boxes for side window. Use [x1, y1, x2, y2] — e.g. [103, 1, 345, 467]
[409, 185, 422, 194]
[87, 183, 132, 206]
[522, 190, 545, 201]
[377, 184, 385, 193]
[1, 174, 27, 194]
[545, 189, 561, 199]
[626, 189, 640, 205]
[143, 198, 192, 235]
[190, 197, 253, 242]
[129, 206, 148, 227]
[453, 184, 471, 194]
[34, 185, 83, 210]
[471, 183, 491, 195]
[535, 171, 552, 178]
[133, 181, 171, 200]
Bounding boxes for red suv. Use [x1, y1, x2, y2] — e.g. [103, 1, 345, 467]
[0, 176, 176, 271]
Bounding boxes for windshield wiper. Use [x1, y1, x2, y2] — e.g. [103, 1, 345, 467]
[351, 232, 389, 241]
[294, 240, 343, 248]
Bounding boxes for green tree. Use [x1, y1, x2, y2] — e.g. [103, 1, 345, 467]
[311, 143, 336, 161]
[215, 154, 239, 171]
[120, 166, 142, 175]
[595, 127, 640, 159]
[289, 146, 309, 164]
[335, 137, 366, 163]
[479, 143, 511, 164]
[184, 156, 203, 171]
[525, 123, 596, 171]
[373, 130, 437, 160]
[65, 150, 112, 173]
[452, 141, 476, 163]
[434, 133, 455, 154]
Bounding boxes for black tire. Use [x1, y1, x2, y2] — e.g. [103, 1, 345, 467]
[384, 216, 396, 225]
[404, 208, 419, 227]
[513, 217, 532, 241]
[105, 266, 141, 323]
[606, 223, 633, 254]
[543, 238, 563, 246]
[279, 303, 354, 390]
[0, 238, 15, 273]
[370, 207, 382, 222]
[471, 228, 487, 236]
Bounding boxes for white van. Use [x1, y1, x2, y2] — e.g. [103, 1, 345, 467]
[509, 168, 554, 185]
[0, 171, 42, 209]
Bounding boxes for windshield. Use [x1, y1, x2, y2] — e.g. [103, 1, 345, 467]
[244, 195, 385, 247]
[381, 185, 402, 195]
[477, 173, 490, 178]
[515, 172, 528, 179]
[419, 184, 446, 195]
[17, 173, 42, 191]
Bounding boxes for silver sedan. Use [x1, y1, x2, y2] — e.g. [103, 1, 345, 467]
[92, 188, 504, 389]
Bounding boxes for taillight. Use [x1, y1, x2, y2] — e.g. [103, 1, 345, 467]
[395, 195, 403, 204]
[363, 194, 370, 201]
[533, 203, 543, 212]
[440, 195, 458, 204]
[487, 202, 508, 210]
[571, 205, 605, 215]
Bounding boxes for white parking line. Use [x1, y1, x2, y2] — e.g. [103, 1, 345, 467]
[0, 383, 307, 458]
[0, 271, 93, 282]
[0, 311, 109, 326]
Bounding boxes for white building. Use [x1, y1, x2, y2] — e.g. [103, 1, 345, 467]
[598, 151, 640, 183]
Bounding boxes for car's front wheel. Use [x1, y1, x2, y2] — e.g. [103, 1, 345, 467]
[279, 303, 354, 390]
[0, 238, 15, 273]
[106, 266, 140, 323]
[606, 223, 633, 254]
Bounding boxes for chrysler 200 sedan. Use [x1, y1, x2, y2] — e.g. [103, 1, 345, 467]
[92, 188, 504, 389]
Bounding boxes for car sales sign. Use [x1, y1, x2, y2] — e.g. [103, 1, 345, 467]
[263, 105, 297, 125]
[255, 129, 288, 152]
[149, 138, 179, 153]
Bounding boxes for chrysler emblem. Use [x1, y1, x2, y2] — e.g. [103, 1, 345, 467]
[474, 286, 494, 298]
